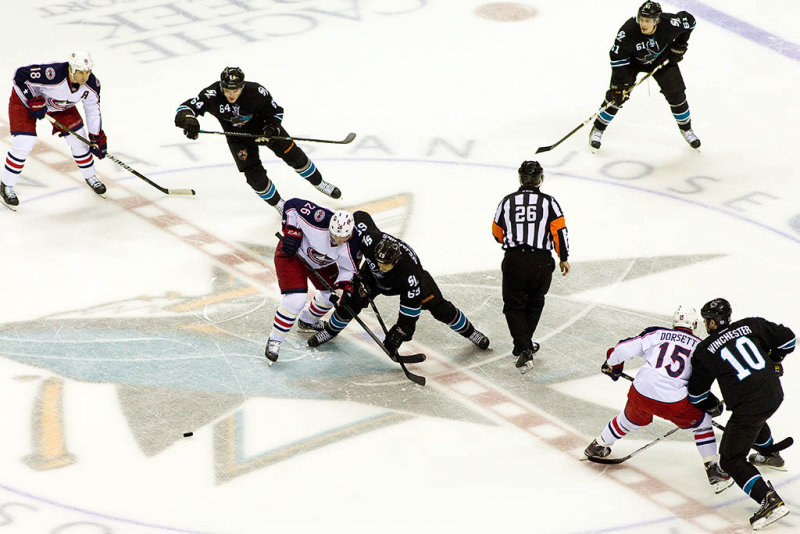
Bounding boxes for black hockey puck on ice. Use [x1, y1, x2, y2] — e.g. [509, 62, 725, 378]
[183, 432, 193, 437]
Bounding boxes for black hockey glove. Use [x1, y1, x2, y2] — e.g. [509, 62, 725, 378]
[610, 81, 632, 106]
[334, 280, 354, 301]
[699, 393, 725, 417]
[176, 111, 200, 140]
[262, 122, 282, 139]
[384, 325, 408, 353]
[601, 362, 623, 381]
[668, 46, 687, 64]
[281, 225, 302, 256]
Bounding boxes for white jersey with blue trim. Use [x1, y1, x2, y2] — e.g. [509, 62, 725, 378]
[13, 62, 102, 134]
[282, 198, 359, 286]
[608, 326, 702, 403]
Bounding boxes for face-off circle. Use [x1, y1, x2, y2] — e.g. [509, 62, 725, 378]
[475, 2, 538, 22]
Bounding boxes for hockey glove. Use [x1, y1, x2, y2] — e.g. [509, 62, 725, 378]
[175, 110, 200, 140]
[27, 96, 47, 119]
[334, 280, 354, 300]
[384, 325, 409, 354]
[700, 393, 725, 417]
[601, 362, 624, 381]
[668, 46, 687, 64]
[610, 81, 632, 106]
[262, 122, 282, 138]
[89, 130, 108, 159]
[281, 225, 302, 256]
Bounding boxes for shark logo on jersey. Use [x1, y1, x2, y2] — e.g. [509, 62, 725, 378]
[637, 38, 661, 64]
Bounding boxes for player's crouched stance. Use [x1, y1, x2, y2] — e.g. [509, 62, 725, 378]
[264, 198, 359, 364]
[688, 298, 795, 530]
[307, 211, 490, 354]
[584, 305, 734, 494]
[2, 51, 107, 209]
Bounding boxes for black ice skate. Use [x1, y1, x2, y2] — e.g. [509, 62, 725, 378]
[297, 319, 324, 333]
[749, 451, 786, 471]
[704, 461, 734, 494]
[468, 330, 490, 350]
[750, 482, 789, 530]
[308, 329, 336, 347]
[589, 126, 603, 151]
[680, 128, 701, 149]
[1, 184, 19, 209]
[265, 339, 281, 365]
[515, 347, 536, 374]
[315, 179, 341, 199]
[584, 439, 611, 458]
[86, 175, 107, 195]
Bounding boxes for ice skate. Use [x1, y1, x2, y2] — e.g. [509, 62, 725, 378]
[297, 318, 324, 333]
[584, 439, 611, 458]
[314, 179, 341, 199]
[468, 330, 490, 350]
[680, 128, 701, 149]
[749, 451, 786, 471]
[85, 175, 107, 195]
[750, 482, 789, 530]
[1, 184, 19, 209]
[308, 329, 336, 347]
[589, 125, 603, 152]
[515, 348, 535, 374]
[704, 461, 734, 494]
[265, 338, 281, 365]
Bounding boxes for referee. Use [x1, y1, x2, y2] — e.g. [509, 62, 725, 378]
[492, 161, 570, 374]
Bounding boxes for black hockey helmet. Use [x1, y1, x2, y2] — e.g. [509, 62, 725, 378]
[375, 237, 402, 266]
[700, 298, 732, 328]
[637, 1, 662, 23]
[518, 160, 544, 187]
[220, 67, 245, 90]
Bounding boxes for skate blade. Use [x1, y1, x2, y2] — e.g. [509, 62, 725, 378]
[712, 478, 734, 494]
[2, 201, 17, 212]
[752, 505, 789, 530]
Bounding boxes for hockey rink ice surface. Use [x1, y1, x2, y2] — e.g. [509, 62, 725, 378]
[1, 1, 799, 533]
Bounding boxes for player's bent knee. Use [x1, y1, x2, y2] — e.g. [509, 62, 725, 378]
[244, 166, 270, 191]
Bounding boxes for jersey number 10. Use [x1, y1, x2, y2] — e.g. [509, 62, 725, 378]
[719, 337, 766, 381]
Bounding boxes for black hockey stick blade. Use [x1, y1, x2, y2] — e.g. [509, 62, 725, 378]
[583, 455, 628, 465]
[392, 353, 426, 364]
[200, 130, 356, 145]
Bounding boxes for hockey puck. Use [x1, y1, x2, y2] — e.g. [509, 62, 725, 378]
[183, 432, 193, 437]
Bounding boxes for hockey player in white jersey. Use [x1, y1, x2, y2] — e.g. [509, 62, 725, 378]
[265, 198, 360, 363]
[1, 51, 107, 208]
[584, 305, 734, 494]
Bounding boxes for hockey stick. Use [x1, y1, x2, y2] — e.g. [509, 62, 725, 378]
[619, 372, 793, 452]
[358, 277, 426, 365]
[276, 232, 426, 385]
[584, 426, 680, 465]
[46, 116, 196, 196]
[199, 130, 356, 145]
[535, 59, 670, 154]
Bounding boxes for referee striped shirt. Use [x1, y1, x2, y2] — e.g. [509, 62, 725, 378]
[492, 186, 569, 261]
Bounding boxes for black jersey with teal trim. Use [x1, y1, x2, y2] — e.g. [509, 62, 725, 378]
[176, 81, 283, 133]
[609, 11, 695, 84]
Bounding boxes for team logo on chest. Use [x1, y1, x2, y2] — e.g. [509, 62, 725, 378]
[306, 247, 330, 266]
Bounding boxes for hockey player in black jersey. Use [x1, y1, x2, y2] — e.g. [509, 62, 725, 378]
[589, 2, 701, 150]
[307, 211, 490, 354]
[174, 67, 340, 214]
[688, 298, 795, 530]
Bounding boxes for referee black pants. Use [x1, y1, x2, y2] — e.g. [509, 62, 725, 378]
[501, 248, 554, 355]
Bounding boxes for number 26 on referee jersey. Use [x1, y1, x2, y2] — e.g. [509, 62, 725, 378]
[514, 205, 537, 222]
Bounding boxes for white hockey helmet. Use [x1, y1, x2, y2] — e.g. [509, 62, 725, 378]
[68, 51, 94, 72]
[329, 210, 355, 240]
[672, 305, 698, 331]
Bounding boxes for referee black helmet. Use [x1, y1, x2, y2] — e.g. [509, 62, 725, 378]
[518, 161, 544, 187]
